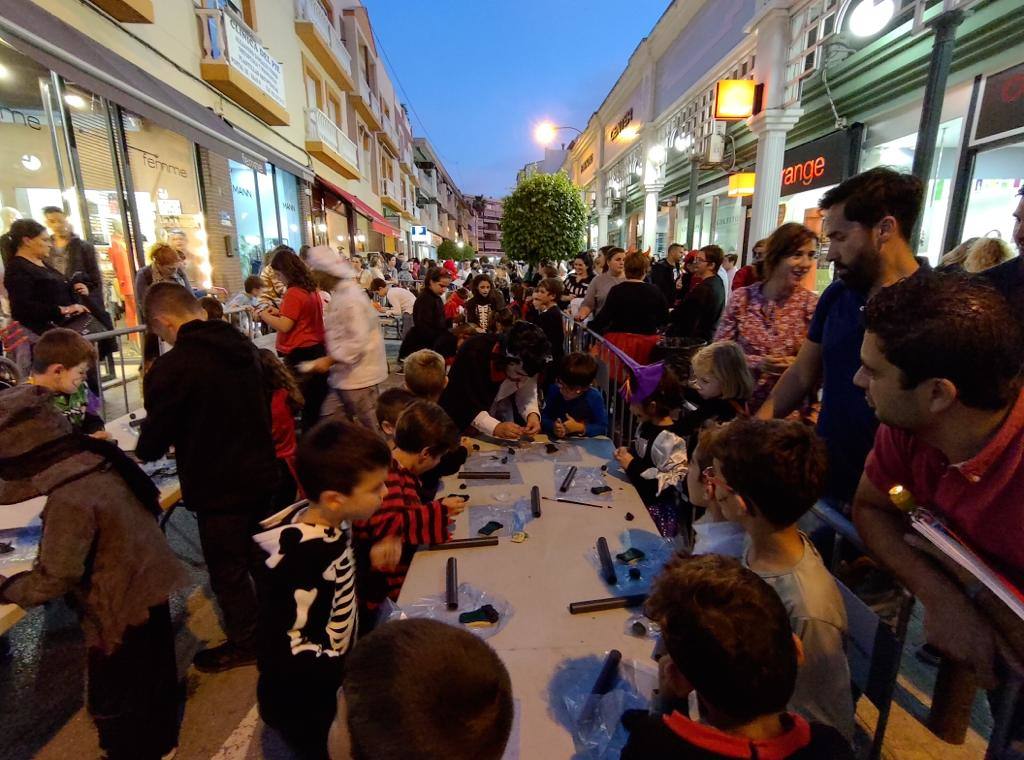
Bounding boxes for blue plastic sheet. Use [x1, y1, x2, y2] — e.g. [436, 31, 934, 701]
[586, 529, 676, 595]
[468, 498, 535, 539]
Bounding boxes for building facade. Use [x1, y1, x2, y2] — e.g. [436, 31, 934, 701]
[412, 136, 477, 259]
[561, 0, 1024, 273]
[0, 0, 474, 335]
[476, 196, 504, 259]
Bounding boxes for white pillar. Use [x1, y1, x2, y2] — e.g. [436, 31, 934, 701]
[642, 182, 663, 254]
[597, 211, 609, 247]
[747, 109, 802, 245]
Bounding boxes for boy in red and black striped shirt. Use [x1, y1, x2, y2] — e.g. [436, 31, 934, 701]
[353, 400, 468, 619]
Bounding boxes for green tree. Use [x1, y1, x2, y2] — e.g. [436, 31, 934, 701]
[437, 239, 476, 261]
[501, 172, 588, 265]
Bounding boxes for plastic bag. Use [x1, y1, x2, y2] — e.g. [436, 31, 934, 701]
[513, 441, 584, 463]
[0, 524, 42, 569]
[462, 452, 525, 485]
[555, 465, 612, 503]
[548, 654, 657, 759]
[381, 582, 513, 640]
[624, 614, 661, 640]
[468, 498, 534, 539]
[586, 528, 676, 594]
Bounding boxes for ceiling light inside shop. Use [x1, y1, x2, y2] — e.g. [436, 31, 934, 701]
[20, 154, 41, 172]
[336, 235, 345, 242]
[316, 223, 328, 232]
[0, 63, 10, 80]
[848, 0, 895, 38]
[616, 219, 624, 227]
[64, 93, 86, 109]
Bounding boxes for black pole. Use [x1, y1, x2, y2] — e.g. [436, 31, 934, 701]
[942, 75, 982, 255]
[910, 9, 965, 251]
[685, 159, 700, 249]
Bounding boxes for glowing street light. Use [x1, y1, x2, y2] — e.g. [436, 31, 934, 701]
[648, 144, 667, 164]
[533, 121, 582, 146]
[848, 0, 895, 38]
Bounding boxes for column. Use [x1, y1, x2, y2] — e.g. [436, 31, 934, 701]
[747, 109, 802, 245]
[642, 182, 663, 254]
[596, 171, 609, 247]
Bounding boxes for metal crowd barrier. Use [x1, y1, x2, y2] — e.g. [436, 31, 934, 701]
[86, 325, 147, 420]
[559, 312, 638, 450]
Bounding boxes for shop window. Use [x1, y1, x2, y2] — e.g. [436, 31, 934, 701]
[230, 160, 263, 276]
[256, 165, 280, 249]
[962, 143, 1024, 246]
[275, 169, 302, 248]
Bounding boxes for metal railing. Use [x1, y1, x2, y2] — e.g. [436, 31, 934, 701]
[86, 325, 146, 421]
[294, 0, 352, 77]
[306, 106, 359, 168]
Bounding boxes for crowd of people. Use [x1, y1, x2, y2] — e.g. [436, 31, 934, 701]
[0, 166, 1023, 759]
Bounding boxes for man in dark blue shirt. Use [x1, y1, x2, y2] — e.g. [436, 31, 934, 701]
[758, 168, 922, 504]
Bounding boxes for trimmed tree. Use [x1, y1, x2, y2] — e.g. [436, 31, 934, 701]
[502, 172, 588, 265]
[437, 239, 476, 261]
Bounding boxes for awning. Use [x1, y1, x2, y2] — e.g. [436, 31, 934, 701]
[0, 0, 266, 167]
[230, 126, 314, 182]
[371, 219, 399, 238]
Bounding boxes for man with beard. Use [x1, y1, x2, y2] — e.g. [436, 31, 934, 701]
[757, 168, 921, 506]
[852, 272, 1024, 723]
[982, 187, 1024, 326]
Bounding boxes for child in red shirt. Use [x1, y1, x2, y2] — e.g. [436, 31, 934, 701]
[258, 349, 304, 508]
[352, 400, 467, 619]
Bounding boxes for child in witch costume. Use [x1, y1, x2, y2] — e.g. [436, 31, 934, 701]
[439, 320, 551, 441]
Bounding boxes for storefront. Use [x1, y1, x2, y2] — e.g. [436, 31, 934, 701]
[228, 159, 304, 277]
[946, 60, 1024, 253]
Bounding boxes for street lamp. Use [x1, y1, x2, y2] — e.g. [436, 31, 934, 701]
[533, 121, 582, 146]
[847, 0, 895, 38]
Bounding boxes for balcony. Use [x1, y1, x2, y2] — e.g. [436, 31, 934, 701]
[416, 167, 437, 201]
[90, 0, 154, 22]
[379, 177, 403, 214]
[196, 7, 289, 125]
[399, 144, 414, 172]
[352, 78, 382, 130]
[294, 0, 354, 92]
[305, 107, 359, 179]
[378, 110, 399, 154]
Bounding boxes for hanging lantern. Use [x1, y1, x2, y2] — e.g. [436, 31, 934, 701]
[714, 79, 757, 120]
[727, 173, 756, 197]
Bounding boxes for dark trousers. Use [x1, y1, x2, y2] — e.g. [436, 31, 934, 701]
[283, 344, 329, 433]
[258, 666, 342, 759]
[87, 603, 180, 759]
[197, 510, 265, 646]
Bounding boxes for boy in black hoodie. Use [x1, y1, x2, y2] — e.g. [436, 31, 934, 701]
[621, 554, 854, 760]
[137, 282, 279, 672]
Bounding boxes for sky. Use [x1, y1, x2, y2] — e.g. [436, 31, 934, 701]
[361, 0, 671, 199]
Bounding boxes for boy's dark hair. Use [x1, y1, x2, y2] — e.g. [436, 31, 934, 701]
[645, 554, 797, 723]
[536, 277, 564, 299]
[376, 387, 416, 428]
[296, 419, 391, 500]
[624, 251, 650, 279]
[819, 166, 924, 241]
[403, 349, 447, 399]
[370, 277, 388, 292]
[41, 205, 64, 216]
[701, 418, 827, 528]
[456, 287, 472, 301]
[199, 295, 224, 321]
[558, 351, 598, 388]
[504, 320, 551, 377]
[425, 267, 451, 285]
[31, 328, 97, 373]
[394, 400, 459, 457]
[144, 281, 203, 320]
[344, 618, 513, 760]
[725, 253, 739, 264]
[489, 307, 516, 334]
[863, 271, 1023, 409]
[642, 365, 683, 419]
[243, 275, 263, 294]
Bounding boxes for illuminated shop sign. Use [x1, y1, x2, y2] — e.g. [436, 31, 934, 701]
[780, 129, 854, 195]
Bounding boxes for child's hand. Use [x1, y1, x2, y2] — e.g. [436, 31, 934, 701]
[564, 415, 585, 436]
[442, 496, 468, 517]
[523, 413, 541, 435]
[89, 430, 113, 442]
[370, 535, 402, 571]
[493, 421, 524, 440]
[613, 447, 634, 469]
[552, 419, 566, 439]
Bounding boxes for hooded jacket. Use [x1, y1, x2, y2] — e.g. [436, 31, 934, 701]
[0, 385, 188, 653]
[324, 278, 388, 391]
[136, 319, 278, 514]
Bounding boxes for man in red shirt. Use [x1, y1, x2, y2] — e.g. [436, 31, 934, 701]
[731, 238, 767, 291]
[852, 272, 1024, 689]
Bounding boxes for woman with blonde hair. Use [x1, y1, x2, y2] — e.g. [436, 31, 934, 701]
[964, 237, 1014, 273]
[134, 242, 193, 320]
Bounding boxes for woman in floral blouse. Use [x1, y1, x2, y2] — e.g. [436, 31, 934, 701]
[715, 222, 819, 415]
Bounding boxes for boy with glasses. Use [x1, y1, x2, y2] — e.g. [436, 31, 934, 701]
[540, 352, 608, 439]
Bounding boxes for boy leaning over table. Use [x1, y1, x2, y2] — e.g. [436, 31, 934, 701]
[0, 384, 187, 760]
[28, 327, 110, 439]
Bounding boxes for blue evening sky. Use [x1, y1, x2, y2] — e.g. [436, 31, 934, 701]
[361, 0, 670, 199]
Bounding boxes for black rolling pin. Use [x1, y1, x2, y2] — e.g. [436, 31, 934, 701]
[596, 537, 616, 585]
[568, 594, 648, 615]
[531, 485, 541, 518]
[427, 537, 499, 551]
[446, 557, 458, 610]
[459, 471, 512, 480]
[559, 465, 578, 493]
[591, 649, 623, 695]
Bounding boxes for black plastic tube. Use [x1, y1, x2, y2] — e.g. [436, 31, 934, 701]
[591, 649, 623, 695]
[559, 465, 578, 493]
[596, 537, 616, 585]
[427, 537, 499, 551]
[568, 594, 648, 615]
[531, 485, 541, 518]
[446, 557, 458, 610]
[459, 471, 512, 480]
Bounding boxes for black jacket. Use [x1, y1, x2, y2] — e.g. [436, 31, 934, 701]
[648, 258, 678, 304]
[136, 319, 278, 514]
[4, 256, 77, 335]
[668, 274, 725, 342]
[440, 333, 504, 431]
[590, 280, 668, 335]
[399, 290, 447, 358]
[58, 236, 113, 330]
